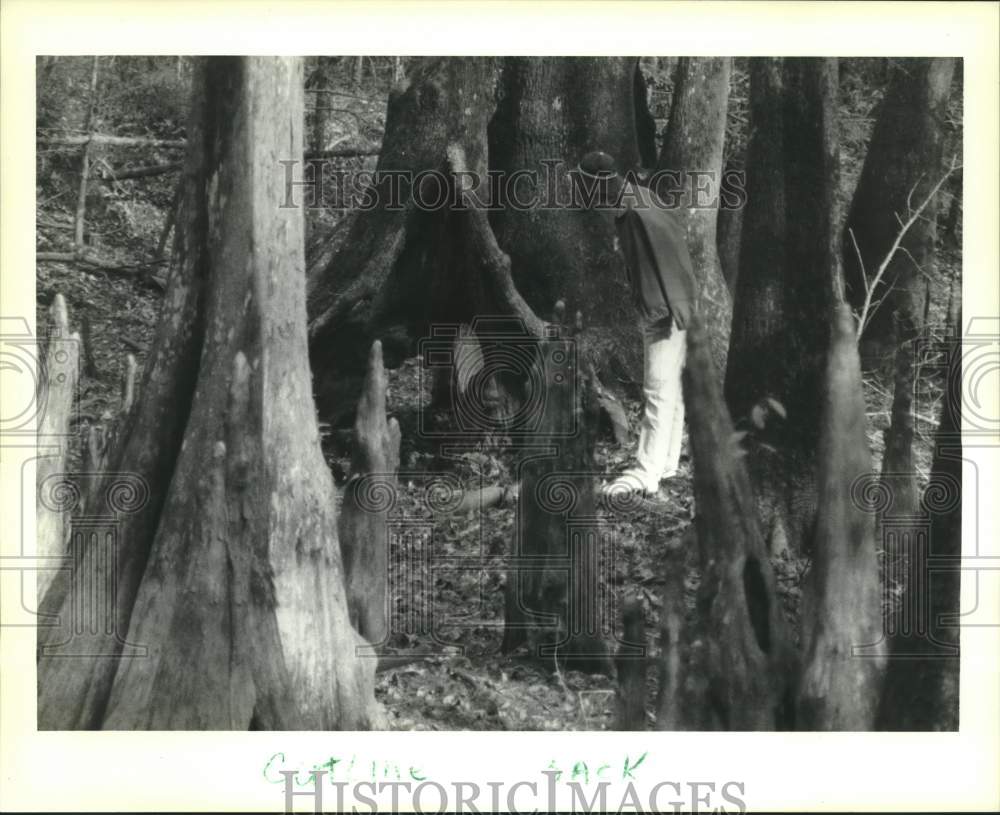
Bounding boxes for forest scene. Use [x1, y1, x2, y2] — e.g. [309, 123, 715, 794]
[34, 55, 963, 732]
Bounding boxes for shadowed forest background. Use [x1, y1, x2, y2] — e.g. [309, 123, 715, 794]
[35, 56, 962, 731]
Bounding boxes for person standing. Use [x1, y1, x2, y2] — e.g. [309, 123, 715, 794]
[575, 151, 697, 497]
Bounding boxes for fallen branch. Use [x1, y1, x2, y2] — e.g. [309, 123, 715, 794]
[38, 133, 187, 149]
[449, 484, 519, 513]
[37, 250, 168, 289]
[304, 141, 381, 160]
[439, 478, 688, 521]
[305, 87, 384, 102]
[102, 161, 183, 181]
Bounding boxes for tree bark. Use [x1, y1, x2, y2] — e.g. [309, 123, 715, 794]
[716, 159, 743, 292]
[307, 57, 507, 423]
[79, 353, 137, 513]
[488, 57, 646, 382]
[614, 597, 647, 729]
[653, 541, 689, 729]
[876, 310, 961, 730]
[842, 58, 956, 367]
[682, 315, 796, 730]
[634, 61, 657, 168]
[307, 57, 650, 426]
[796, 305, 887, 729]
[338, 340, 401, 647]
[502, 307, 611, 674]
[657, 57, 733, 372]
[38, 57, 381, 731]
[880, 312, 919, 519]
[724, 58, 842, 557]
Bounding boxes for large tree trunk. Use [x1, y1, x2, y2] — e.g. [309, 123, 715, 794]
[796, 305, 887, 729]
[487, 57, 647, 386]
[678, 315, 796, 730]
[656, 57, 733, 372]
[876, 311, 961, 730]
[723, 58, 842, 558]
[38, 57, 381, 730]
[38, 66, 211, 729]
[307, 58, 514, 424]
[307, 56, 644, 427]
[489, 57, 641, 313]
[842, 58, 956, 368]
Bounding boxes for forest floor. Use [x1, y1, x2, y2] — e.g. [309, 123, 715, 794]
[36, 238, 955, 730]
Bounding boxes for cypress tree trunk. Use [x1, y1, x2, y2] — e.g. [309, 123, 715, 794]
[842, 58, 956, 368]
[657, 57, 733, 371]
[877, 312, 961, 730]
[308, 56, 647, 426]
[724, 58, 842, 557]
[307, 58, 555, 431]
[38, 57, 382, 730]
[716, 158, 744, 292]
[307, 57, 504, 424]
[488, 56, 646, 383]
[796, 306, 887, 729]
[679, 315, 796, 730]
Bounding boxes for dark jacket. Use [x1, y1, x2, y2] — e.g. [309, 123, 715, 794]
[614, 184, 697, 329]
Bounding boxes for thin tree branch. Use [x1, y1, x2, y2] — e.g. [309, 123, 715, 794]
[856, 158, 960, 341]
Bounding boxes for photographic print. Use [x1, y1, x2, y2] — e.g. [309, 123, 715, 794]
[3, 2, 999, 813]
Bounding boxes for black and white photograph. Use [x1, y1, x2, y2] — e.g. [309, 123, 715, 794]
[3, 1, 999, 812]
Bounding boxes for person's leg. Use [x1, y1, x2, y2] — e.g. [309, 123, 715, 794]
[633, 321, 684, 487]
[660, 329, 686, 478]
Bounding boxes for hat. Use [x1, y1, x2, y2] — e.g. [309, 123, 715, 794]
[577, 150, 618, 179]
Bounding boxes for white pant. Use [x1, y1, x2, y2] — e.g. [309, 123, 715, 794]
[633, 317, 686, 485]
